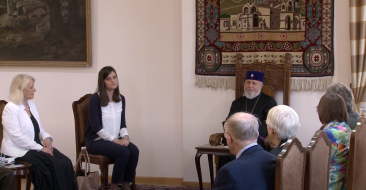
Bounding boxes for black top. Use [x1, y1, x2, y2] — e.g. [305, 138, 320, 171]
[347, 110, 361, 130]
[222, 92, 277, 148]
[270, 139, 288, 156]
[30, 114, 42, 145]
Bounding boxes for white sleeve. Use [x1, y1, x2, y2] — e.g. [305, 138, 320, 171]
[96, 129, 115, 141]
[2, 104, 43, 151]
[119, 128, 129, 138]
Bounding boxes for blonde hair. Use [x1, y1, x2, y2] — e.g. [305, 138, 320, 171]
[9, 74, 35, 105]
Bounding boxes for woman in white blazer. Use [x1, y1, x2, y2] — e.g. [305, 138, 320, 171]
[1, 74, 77, 190]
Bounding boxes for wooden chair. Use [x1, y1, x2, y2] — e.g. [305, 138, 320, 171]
[209, 53, 292, 172]
[275, 138, 306, 190]
[72, 94, 137, 190]
[0, 100, 32, 190]
[304, 130, 331, 190]
[0, 101, 6, 148]
[346, 117, 366, 190]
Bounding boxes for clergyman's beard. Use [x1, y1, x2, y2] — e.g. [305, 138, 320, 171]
[244, 90, 261, 99]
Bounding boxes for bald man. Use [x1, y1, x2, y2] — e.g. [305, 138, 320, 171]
[213, 112, 276, 190]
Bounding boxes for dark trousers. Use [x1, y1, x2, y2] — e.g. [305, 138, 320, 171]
[0, 167, 15, 190]
[87, 140, 139, 183]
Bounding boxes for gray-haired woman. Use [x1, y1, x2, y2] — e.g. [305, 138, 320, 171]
[266, 105, 301, 156]
[326, 82, 360, 129]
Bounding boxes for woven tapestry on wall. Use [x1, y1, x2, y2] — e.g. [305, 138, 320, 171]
[195, 0, 334, 91]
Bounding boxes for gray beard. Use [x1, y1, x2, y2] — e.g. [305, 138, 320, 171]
[244, 91, 261, 99]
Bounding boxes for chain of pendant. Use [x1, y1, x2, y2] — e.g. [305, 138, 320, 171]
[246, 94, 261, 114]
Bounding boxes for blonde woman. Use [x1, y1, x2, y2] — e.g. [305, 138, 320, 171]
[1, 74, 76, 190]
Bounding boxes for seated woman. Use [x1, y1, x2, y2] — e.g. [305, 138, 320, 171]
[317, 93, 351, 190]
[266, 105, 301, 156]
[326, 83, 360, 129]
[85, 66, 139, 190]
[1, 74, 76, 190]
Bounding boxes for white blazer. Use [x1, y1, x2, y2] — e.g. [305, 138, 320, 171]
[1, 100, 52, 157]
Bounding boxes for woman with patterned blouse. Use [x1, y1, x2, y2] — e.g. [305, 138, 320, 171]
[317, 93, 351, 190]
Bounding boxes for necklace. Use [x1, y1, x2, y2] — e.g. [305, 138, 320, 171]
[246, 94, 261, 114]
[24, 103, 30, 111]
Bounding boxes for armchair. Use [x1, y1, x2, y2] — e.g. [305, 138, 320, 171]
[275, 138, 306, 190]
[304, 130, 331, 190]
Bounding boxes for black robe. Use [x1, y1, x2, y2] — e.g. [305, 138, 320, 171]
[223, 92, 277, 147]
[269, 139, 288, 156]
[219, 92, 277, 170]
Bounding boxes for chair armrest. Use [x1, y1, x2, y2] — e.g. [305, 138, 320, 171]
[264, 136, 276, 150]
[209, 133, 224, 146]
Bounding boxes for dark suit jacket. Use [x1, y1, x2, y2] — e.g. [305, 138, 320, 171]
[85, 93, 126, 148]
[213, 145, 276, 190]
[347, 110, 360, 130]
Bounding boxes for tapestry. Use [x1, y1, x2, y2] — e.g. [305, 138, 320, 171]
[195, 0, 334, 91]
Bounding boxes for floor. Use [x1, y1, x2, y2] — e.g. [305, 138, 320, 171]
[20, 178, 33, 190]
[20, 179, 210, 190]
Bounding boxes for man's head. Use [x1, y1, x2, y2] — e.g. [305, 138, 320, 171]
[326, 82, 354, 112]
[224, 112, 259, 155]
[244, 71, 264, 99]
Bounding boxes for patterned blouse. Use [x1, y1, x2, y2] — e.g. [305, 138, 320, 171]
[323, 121, 351, 190]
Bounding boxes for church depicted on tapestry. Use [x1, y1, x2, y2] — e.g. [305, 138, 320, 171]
[220, 0, 305, 32]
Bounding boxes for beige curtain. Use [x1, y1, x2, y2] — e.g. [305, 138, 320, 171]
[350, 0, 366, 107]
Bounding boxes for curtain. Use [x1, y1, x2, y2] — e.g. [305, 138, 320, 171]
[350, 0, 366, 109]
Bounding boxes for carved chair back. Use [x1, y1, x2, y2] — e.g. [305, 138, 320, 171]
[0, 100, 7, 148]
[346, 117, 366, 190]
[235, 53, 292, 105]
[72, 94, 92, 160]
[304, 130, 331, 190]
[275, 138, 306, 190]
